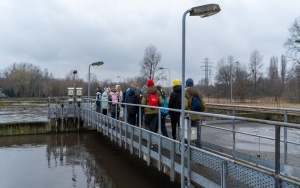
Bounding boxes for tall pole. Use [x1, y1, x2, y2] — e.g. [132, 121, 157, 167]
[88, 61, 104, 107]
[181, 9, 190, 187]
[166, 68, 171, 96]
[230, 64, 232, 104]
[73, 70, 77, 119]
[158, 67, 171, 96]
[88, 64, 92, 105]
[180, 5, 221, 187]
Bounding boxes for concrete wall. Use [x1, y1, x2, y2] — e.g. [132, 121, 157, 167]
[0, 118, 84, 136]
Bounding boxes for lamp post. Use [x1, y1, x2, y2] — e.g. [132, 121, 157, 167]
[73, 70, 77, 119]
[158, 67, 171, 96]
[181, 4, 220, 187]
[88, 61, 104, 106]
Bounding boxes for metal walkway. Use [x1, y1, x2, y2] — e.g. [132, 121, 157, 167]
[48, 100, 300, 188]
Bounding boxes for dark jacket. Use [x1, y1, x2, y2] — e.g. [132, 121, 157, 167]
[126, 87, 140, 114]
[184, 86, 206, 120]
[169, 85, 181, 118]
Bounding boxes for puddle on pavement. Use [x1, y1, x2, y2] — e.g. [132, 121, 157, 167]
[0, 132, 180, 188]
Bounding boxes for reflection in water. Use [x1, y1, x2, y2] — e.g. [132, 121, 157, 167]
[0, 133, 115, 188]
[45, 133, 116, 188]
[0, 132, 180, 188]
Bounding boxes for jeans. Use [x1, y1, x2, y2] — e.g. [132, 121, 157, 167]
[171, 117, 180, 140]
[191, 120, 201, 148]
[128, 114, 137, 126]
[144, 114, 158, 132]
[155, 116, 168, 137]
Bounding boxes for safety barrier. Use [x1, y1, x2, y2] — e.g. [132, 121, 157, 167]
[77, 100, 300, 188]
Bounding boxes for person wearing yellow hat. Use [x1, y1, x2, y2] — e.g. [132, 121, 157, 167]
[168, 79, 182, 140]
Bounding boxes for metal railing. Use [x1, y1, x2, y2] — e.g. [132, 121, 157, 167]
[76, 99, 300, 188]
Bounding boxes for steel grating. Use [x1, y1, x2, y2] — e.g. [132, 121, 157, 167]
[79, 107, 300, 188]
[191, 149, 222, 172]
[227, 162, 275, 187]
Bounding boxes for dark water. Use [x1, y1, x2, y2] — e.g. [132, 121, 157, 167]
[0, 132, 180, 188]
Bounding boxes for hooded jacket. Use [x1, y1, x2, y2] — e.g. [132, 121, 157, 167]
[126, 87, 140, 114]
[185, 86, 206, 120]
[141, 86, 162, 114]
[169, 85, 182, 118]
[101, 91, 109, 110]
[109, 88, 119, 113]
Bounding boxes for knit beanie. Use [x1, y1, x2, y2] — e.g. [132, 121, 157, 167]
[146, 79, 155, 87]
[186, 78, 194, 87]
[172, 79, 181, 86]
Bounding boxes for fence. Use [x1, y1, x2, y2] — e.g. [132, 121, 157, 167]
[73, 98, 300, 188]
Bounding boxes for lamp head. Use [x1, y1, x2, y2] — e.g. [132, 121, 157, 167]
[190, 4, 221, 18]
[91, 61, 104, 66]
[296, 40, 300, 43]
[73, 70, 77, 74]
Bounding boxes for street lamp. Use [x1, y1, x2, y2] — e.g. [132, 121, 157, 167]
[181, 4, 220, 187]
[296, 39, 300, 43]
[158, 67, 171, 96]
[73, 70, 77, 119]
[88, 61, 104, 105]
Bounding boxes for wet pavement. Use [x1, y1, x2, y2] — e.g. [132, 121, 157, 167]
[0, 132, 181, 188]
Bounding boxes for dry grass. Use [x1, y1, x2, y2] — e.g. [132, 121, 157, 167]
[205, 97, 300, 109]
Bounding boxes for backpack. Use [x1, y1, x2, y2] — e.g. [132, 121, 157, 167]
[147, 93, 158, 106]
[111, 92, 119, 105]
[191, 95, 202, 112]
[160, 97, 169, 116]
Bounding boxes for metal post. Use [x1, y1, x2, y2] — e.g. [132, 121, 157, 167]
[230, 64, 232, 103]
[73, 70, 77, 123]
[181, 9, 191, 187]
[275, 125, 281, 188]
[283, 111, 288, 164]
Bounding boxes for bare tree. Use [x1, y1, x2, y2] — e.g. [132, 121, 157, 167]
[234, 63, 250, 102]
[215, 55, 236, 100]
[284, 16, 300, 65]
[268, 56, 280, 104]
[140, 44, 162, 81]
[280, 55, 287, 92]
[249, 49, 263, 96]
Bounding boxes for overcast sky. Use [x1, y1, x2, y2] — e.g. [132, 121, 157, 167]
[0, 0, 299, 86]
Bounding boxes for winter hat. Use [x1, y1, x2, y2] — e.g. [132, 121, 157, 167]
[172, 79, 181, 86]
[146, 79, 155, 87]
[186, 78, 194, 87]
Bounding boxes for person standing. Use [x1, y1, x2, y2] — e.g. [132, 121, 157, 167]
[116, 85, 123, 120]
[156, 86, 169, 137]
[141, 79, 162, 132]
[126, 86, 140, 126]
[101, 87, 109, 115]
[95, 86, 102, 113]
[168, 79, 182, 140]
[109, 87, 119, 119]
[184, 78, 206, 148]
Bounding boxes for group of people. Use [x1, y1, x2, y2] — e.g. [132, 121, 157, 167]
[94, 77, 205, 144]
